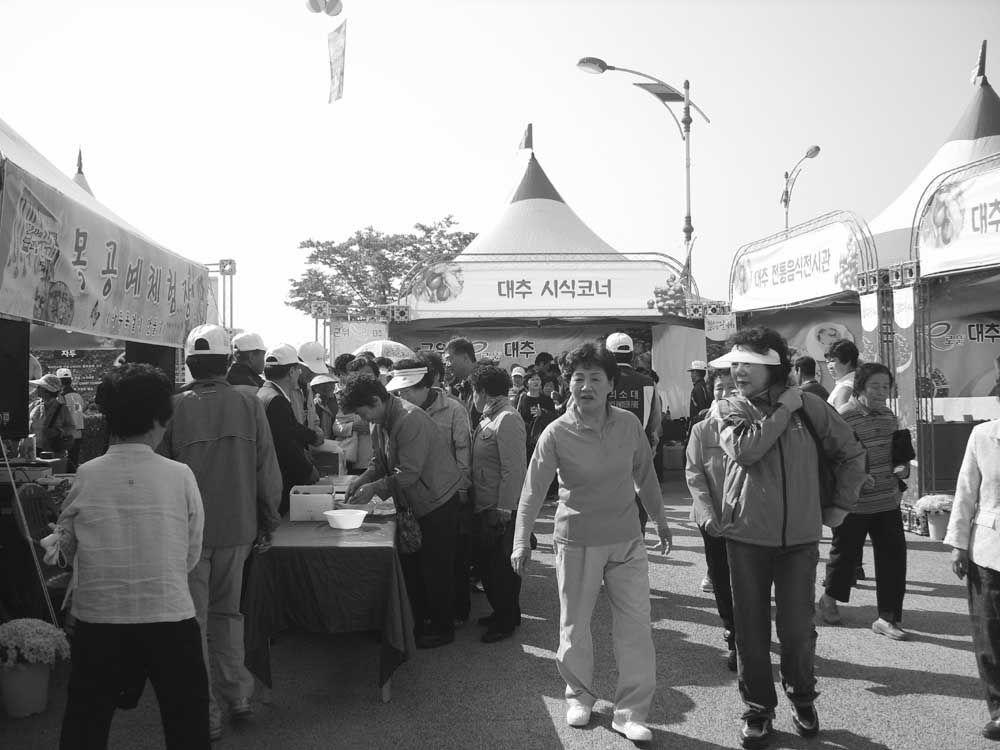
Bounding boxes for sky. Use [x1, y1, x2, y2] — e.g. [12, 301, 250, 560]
[2, 0, 998, 351]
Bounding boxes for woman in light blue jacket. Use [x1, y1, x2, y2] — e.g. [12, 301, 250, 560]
[945, 417, 1000, 742]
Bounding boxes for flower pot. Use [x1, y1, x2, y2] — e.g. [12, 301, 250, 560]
[927, 511, 950, 541]
[0, 662, 51, 717]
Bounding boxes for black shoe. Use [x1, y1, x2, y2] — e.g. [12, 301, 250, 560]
[478, 613, 497, 626]
[982, 719, 1000, 740]
[739, 716, 772, 749]
[791, 704, 819, 737]
[416, 631, 455, 649]
[727, 649, 737, 672]
[481, 628, 514, 644]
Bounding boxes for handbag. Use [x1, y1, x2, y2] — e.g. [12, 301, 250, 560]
[796, 402, 838, 507]
[891, 428, 915, 492]
[395, 503, 422, 555]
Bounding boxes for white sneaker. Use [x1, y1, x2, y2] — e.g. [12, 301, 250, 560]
[566, 704, 592, 727]
[612, 719, 653, 742]
[700, 576, 714, 593]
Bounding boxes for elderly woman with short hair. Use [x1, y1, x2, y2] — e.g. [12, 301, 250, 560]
[512, 343, 671, 743]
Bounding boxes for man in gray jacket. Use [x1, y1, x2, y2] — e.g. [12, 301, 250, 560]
[158, 324, 282, 740]
[342, 373, 463, 649]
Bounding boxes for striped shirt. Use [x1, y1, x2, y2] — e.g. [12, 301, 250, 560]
[837, 398, 901, 514]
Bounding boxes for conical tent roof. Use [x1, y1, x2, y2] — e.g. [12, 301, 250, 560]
[458, 152, 623, 263]
[870, 51, 1000, 266]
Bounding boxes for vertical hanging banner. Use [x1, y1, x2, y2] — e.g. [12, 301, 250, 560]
[328, 20, 347, 102]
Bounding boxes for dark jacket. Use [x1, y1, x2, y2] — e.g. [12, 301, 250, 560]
[800, 379, 830, 402]
[356, 396, 463, 518]
[715, 386, 867, 548]
[227, 362, 264, 389]
[157, 377, 281, 546]
[257, 381, 318, 514]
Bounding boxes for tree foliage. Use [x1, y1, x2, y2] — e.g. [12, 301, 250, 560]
[287, 216, 476, 315]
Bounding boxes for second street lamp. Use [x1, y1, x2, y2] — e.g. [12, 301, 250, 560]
[781, 145, 821, 230]
[577, 56, 710, 294]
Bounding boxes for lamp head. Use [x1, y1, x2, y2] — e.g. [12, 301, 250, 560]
[805, 145, 821, 159]
[577, 57, 610, 74]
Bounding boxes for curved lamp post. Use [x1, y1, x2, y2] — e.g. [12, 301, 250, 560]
[781, 145, 821, 230]
[577, 56, 710, 294]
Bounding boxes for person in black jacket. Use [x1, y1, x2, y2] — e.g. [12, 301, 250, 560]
[257, 344, 318, 515]
[227, 332, 266, 389]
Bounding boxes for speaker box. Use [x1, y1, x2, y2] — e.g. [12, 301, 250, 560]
[0, 318, 29, 439]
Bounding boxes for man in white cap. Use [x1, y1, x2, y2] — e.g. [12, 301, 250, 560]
[258, 344, 320, 516]
[56, 368, 86, 471]
[293, 342, 328, 446]
[687, 359, 712, 430]
[157, 324, 281, 739]
[227, 332, 267, 390]
[604, 332, 664, 534]
[509, 365, 527, 401]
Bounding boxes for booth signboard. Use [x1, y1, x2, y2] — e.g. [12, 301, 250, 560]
[704, 313, 736, 364]
[330, 320, 388, 358]
[0, 162, 209, 348]
[396, 326, 609, 370]
[730, 220, 862, 312]
[918, 168, 1000, 278]
[400, 261, 667, 318]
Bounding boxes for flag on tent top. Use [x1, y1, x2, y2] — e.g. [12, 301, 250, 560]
[328, 20, 347, 102]
[519, 123, 533, 151]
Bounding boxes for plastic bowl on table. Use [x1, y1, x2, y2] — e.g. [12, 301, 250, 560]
[323, 508, 368, 529]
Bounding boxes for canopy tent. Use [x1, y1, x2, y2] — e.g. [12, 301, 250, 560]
[0, 115, 209, 348]
[394, 138, 702, 416]
[870, 43, 1000, 268]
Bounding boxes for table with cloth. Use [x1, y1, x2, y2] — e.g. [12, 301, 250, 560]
[242, 515, 415, 701]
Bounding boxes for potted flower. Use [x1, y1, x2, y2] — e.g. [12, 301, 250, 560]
[0, 618, 70, 717]
[915, 494, 954, 541]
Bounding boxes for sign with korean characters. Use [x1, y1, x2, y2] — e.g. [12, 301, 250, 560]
[730, 219, 862, 312]
[401, 260, 664, 318]
[0, 163, 209, 347]
[330, 320, 388, 358]
[918, 168, 1000, 277]
[395, 326, 610, 370]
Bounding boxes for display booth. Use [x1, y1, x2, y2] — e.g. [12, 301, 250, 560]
[394, 148, 705, 417]
[872, 50, 1000, 499]
[728, 210, 878, 393]
[0, 115, 209, 621]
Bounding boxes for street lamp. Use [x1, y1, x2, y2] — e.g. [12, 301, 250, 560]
[577, 56, 710, 294]
[781, 145, 821, 230]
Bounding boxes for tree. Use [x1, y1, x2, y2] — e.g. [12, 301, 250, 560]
[287, 216, 476, 316]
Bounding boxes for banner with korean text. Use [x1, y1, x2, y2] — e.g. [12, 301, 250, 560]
[730, 219, 862, 312]
[401, 260, 666, 318]
[0, 162, 209, 347]
[918, 168, 1000, 277]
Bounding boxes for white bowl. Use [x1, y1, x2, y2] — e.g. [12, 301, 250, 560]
[323, 509, 367, 529]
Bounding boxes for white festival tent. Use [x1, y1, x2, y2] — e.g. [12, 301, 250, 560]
[869, 48, 1000, 268]
[394, 144, 705, 417]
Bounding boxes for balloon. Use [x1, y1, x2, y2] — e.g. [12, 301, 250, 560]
[324, 0, 343, 16]
[305, 0, 325, 12]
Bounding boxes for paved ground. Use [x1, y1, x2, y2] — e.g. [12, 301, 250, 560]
[2, 472, 994, 749]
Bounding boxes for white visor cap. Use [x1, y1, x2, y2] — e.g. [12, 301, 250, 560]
[709, 345, 782, 368]
[385, 367, 428, 392]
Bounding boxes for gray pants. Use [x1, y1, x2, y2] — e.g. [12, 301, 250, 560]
[188, 544, 255, 723]
[554, 537, 656, 724]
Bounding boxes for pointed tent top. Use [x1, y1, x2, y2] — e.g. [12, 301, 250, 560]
[72, 147, 94, 195]
[458, 149, 622, 262]
[511, 153, 563, 203]
[870, 41, 1000, 266]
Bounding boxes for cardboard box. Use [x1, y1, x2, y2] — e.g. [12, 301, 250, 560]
[289, 486, 336, 521]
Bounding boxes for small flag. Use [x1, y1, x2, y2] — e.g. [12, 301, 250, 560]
[678, 239, 694, 293]
[519, 123, 533, 151]
[971, 39, 987, 85]
[328, 20, 347, 102]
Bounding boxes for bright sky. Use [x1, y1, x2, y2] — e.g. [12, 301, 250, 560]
[2, 0, 998, 350]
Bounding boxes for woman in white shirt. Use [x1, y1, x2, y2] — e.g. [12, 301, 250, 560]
[945, 417, 1000, 742]
[824, 339, 860, 409]
[46, 363, 209, 750]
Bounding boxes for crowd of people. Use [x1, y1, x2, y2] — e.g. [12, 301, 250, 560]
[20, 322, 1000, 748]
